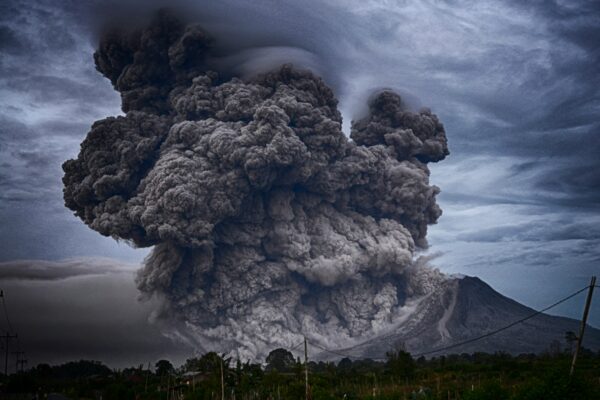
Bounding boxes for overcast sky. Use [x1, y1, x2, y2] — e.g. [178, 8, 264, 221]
[0, 0, 599, 367]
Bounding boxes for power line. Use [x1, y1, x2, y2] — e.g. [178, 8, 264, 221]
[1, 333, 17, 378]
[0, 289, 25, 375]
[570, 276, 596, 377]
[309, 341, 362, 360]
[0, 291, 14, 334]
[0, 292, 9, 335]
[305, 284, 591, 361]
[0, 282, 587, 371]
[412, 285, 590, 358]
[289, 340, 305, 352]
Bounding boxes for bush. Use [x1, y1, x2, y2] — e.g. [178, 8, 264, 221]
[512, 369, 600, 400]
[463, 381, 509, 400]
[386, 350, 416, 380]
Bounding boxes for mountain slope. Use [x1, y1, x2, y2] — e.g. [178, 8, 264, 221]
[320, 276, 600, 360]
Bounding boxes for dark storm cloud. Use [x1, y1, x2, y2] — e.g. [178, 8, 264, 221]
[497, 0, 600, 211]
[0, 258, 192, 368]
[6, 75, 112, 105]
[455, 219, 600, 243]
[466, 0, 599, 209]
[0, 205, 147, 263]
[409, 0, 600, 167]
[0, 25, 30, 54]
[0, 116, 69, 203]
[0, 115, 38, 142]
[529, 162, 600, 209]
[0, 0, 125, 261]
[0, 258, 132, 280]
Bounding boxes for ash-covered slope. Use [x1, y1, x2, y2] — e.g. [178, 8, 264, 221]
[322, 276, 600, 359]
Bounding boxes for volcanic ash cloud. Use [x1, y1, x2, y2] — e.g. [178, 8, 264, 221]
[62, 11, 449, 360]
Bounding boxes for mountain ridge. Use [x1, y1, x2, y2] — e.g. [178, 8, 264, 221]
[316, 275, 600, 360]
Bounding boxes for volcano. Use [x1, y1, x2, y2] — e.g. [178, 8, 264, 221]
[318, 275, 600, 360]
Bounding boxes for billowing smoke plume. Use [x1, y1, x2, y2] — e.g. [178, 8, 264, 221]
[63, 10, 449, 360]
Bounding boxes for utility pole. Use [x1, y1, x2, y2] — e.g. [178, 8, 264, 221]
[1, 333, 17, 377]
[570, 276, 596, 377]
[220, 356, 225, 400]
[304, 337, 309, 400]
[372, 373, 377, 398]
[144, 362, 150, 393]
[12, 351, 24, 374]
[166, 373, 170, 400]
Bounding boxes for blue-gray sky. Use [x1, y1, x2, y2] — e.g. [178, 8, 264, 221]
[0, 0, 599, 366]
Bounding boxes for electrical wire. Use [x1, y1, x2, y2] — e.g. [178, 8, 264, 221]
[309, 341, 364, 360]
[289, 340, 305, 352]
[413, 285, 590, 357]
[0, 280, 592, 370]
[0, 288, 24, 374]
[1, 292, 14, 334]
[306, 284, 591, 360]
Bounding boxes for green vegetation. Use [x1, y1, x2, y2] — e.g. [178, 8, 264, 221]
[4, 348, 600, 399]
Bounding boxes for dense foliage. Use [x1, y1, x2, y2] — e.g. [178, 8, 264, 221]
[3, 349, 600, 399]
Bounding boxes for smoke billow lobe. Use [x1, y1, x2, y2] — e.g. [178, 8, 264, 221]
[63, 10, 449, 359]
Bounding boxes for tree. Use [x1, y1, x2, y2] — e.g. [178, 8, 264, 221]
[184, 352, 227, 373]
[265, 348, 296, 372]
[155, 359, 174, 376]
[565, 331, 577, 353]
[386, 350, 415, 380]
[338, 357, 353, 371]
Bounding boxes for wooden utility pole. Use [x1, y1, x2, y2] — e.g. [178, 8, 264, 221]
[166, 373, 170, 400]
[1, 333, 17, 377]
[372, 373, 377, 398]
[304, 337, 309, 400]
[12, 351, 24, 374]
[570, 276, 596, 377]
[220, 356, 225, 400]
[144, 362, 150, 393]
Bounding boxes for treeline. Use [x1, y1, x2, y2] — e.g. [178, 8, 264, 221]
[4, 347, 600, 399]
